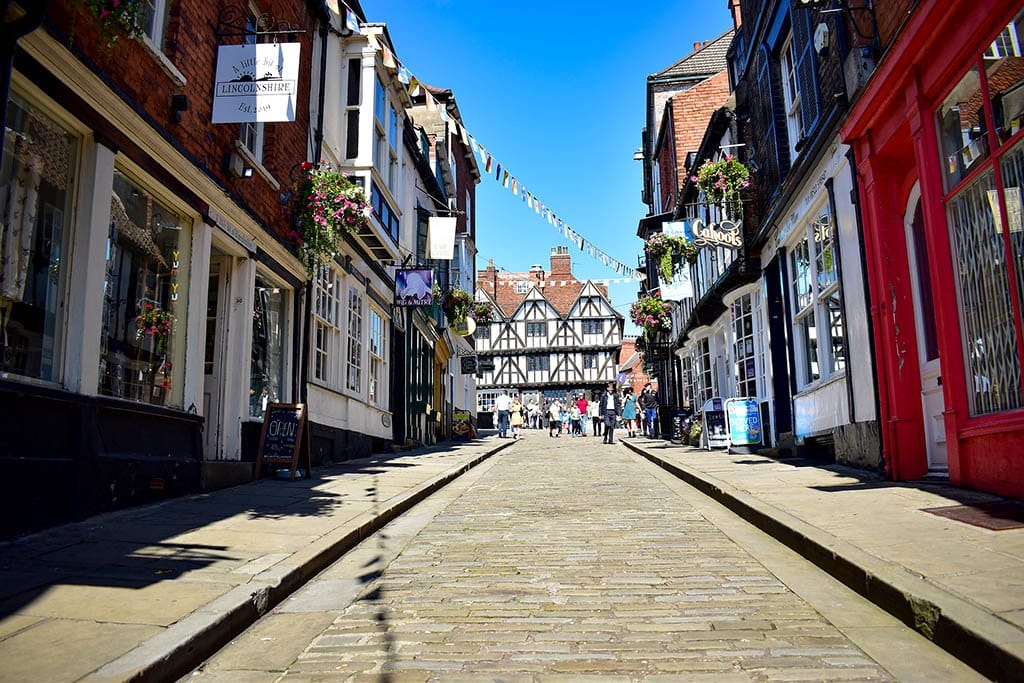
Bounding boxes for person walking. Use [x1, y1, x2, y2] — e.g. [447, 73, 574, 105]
[589, 396, 602, 437]
[575, 394, 589, 436]
[569, 402, 582, 437]
[527, 398, 539, 429]
[639, 383, 659, 438]
[495, 390, 512, 438]
[601, 382, 622, 444]
[548, 399, 562, 437]
[622, 388, 639, 437]
[510, 395, 524, 439]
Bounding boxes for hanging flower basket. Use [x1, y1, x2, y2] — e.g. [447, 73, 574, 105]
[470, 301, 494, 326]
[692, 155, 750, 218]
[82, 0, 147, 43]
[645, 232, 698, 282]
[630, 294, 672, 340]
[442, 287, 474, 324]
[135, 303, 173, 354]
[291, 161, 372, 275]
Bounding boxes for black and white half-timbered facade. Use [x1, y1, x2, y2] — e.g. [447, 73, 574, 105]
[475, 248, 623, 410]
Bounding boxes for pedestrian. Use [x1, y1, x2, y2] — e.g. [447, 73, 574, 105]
[495, 390, 512, 438]
[622, 388, 638, 437]
[569, 402, 582, 437]
[510, 395, 524, 439]
[575, 393, 589, 436]
[639, 383, 659, 438]
[589, 396, 602, 437]
[602, 382, 622, 444]
[527, 398, 539, 429]
[548, 399, 562, 437]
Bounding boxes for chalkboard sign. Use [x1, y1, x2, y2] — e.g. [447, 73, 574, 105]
[702, 397, 729, 449]
[255, 403, 312, 481]
[671, 413, 683, 443]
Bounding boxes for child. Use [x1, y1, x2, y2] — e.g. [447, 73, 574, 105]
[569, 403, 582, 437]
[548, 400, 562, 437]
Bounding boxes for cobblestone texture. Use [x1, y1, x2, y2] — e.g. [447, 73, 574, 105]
[280, 438, 893, 681]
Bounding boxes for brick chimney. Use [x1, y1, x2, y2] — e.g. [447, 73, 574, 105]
[728, 0, 742, 30]
[529, 263, 545, 288]
[549, 246, 573, 278]
[693, 41, 702, 52]
[479, 258, 498, 299]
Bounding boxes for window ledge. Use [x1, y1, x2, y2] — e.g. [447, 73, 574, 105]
[135, 35, 187, 88]
[793, 371, 847, 399]
[234, 141, 281, 191]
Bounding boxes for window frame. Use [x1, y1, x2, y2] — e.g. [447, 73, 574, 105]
[368, 306, 387, 408]
[312, 266, 344, 390]
[346, 284, 364, 394]
[780, 33, 803, 163]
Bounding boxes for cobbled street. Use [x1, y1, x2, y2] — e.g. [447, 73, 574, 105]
[189, 434, 980, 681]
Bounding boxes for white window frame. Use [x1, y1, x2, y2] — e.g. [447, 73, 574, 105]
[346, 285, 364, 393]
[312, 266, 344, 390]
[142, 0, 171, 49]
[780, 35, 803, 163]
[368, 307, 387, 407]
[789, 207, 845, 389]
[515, 281, 528, 294]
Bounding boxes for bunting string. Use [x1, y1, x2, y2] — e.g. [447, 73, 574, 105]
[342, 5, 645, 282]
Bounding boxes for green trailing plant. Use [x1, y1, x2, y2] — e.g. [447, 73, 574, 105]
[689, 417, 703, 446]
[630, 294, 672, 340]
[135, 303, 173, 354]
[442, 287, 473, 324]
[81, 0, 146, 43]
[291, 161, 371, 276]
[645, 232, 698, 282]
[692, 155, 750, 217]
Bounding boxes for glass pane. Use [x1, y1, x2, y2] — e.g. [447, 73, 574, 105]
[799, 313, 819, 384]
[0, 95, 77, 382]
[814, 211, 838, 289]
[947, 169, 1022, 415]
[999, 139, 1024, 390]
[826, 290, 845, 374]
[791, 238, 812, 311]
[987, 8, 1024, 146]
[250, 274, 286, 419]
[938, 66, 989, 192]
[100, 171, 191, 407]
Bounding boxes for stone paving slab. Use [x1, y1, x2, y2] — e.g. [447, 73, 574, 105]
[0, 438, 508, 682]
[191, 435, 980, 681]
[625, 437, 1024, 681]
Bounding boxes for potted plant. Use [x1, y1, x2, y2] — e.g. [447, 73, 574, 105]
[291, 161, 371, 275]
[83, 0, 146, 43]
[645, 232, 698, 283]
[689, 417, 703, 448]
[442, 287, 474, 324]
[471, 301, 494, 326]
[629, 294, 672, 340]
[692, 154, 750, 218]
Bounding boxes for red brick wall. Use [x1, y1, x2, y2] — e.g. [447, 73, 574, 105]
[45, 0, 317, 242]
[670, 70, 731, 193]
[477, 248, 610, 318]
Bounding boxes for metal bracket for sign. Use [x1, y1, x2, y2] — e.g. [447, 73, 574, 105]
[797, 0, 878, 45]
[215, 5, 305, 43]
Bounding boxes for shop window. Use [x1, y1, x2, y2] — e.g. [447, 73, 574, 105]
[369, 307, 386, 407]
[732, 293, 760, 398]
[346, 286, 363, 392]
[100, 171, 191, 407]
[0, 94, 77, 383]
[250, 273, 287, 419]
[789, 208, 844, 388]
[312, 266, 342, 389]
[939, 10, 1024, 416]
[696, 337, 714, 403]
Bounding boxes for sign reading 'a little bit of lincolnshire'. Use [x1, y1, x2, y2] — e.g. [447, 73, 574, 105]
[212, 43, 301, 123]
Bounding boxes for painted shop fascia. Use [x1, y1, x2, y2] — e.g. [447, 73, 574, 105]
[841, 0, 1024, 497]
[0, 3, 317, 538]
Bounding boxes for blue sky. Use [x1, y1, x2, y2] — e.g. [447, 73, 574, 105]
[369, 1, 734, 331]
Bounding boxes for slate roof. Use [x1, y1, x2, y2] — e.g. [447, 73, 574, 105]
[650, 29, 734, 82]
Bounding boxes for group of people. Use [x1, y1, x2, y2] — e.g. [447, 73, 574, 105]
[493, 383, 661, 443]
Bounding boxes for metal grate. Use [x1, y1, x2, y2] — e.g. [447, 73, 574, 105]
[947, 169, 1022, 415]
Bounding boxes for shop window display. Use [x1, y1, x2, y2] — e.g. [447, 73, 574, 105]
[0, 94, 77, 383]
[250, 273, 287, 419]
[99, 171, 190, 407]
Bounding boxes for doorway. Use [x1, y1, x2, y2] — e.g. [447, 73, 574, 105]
[203, 253, 230, 459]
[905, 186, 947, 472]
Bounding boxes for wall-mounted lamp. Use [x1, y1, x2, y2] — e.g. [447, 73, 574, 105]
[226, 151, 254, 179]
[171, 94, 188, 123]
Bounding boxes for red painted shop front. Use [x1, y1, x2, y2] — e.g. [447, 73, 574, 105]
[843, 1, 1024, 499]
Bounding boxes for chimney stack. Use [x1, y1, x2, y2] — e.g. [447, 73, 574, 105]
[693, 41, 702, 52]
[550, 245, 573, 278]
[729, 0, 742, 30]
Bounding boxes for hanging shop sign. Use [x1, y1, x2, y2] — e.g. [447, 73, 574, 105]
[451, 317, 476, 337]
[212, 43, 301, 123]
[427, 216, 457, 260]
[688, 218, 743, 250]
[460, 355, 478, 375]
[394, 268, 434, 306]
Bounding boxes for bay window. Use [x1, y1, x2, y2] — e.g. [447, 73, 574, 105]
[100, 170, 191, 407]
[0, 93, 77, 384]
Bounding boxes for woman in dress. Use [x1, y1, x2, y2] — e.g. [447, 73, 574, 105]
[622, 388, 639, 437]
[510, 395, 524, 439]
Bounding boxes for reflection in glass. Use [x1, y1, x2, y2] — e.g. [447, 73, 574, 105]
[100, 171, 190, 407]
[0, 94, 77, 382]
[250, 274, 286, 419]
[938, 66, 988, 191]
[986, 8, 1024, 146]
